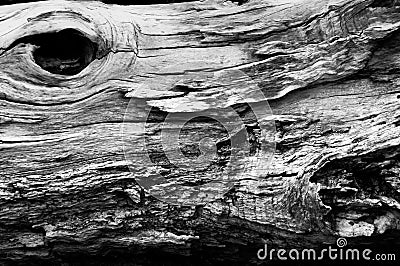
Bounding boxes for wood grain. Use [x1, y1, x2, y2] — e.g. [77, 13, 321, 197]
[0, 0, 399, 264]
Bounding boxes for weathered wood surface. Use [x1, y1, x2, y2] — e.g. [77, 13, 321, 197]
[0, 0, 400, 264]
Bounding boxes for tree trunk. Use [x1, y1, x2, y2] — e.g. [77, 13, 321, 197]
[0, 0, 399, 264]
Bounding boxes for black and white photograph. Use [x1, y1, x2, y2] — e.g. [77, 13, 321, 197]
[0, 0, 399, 265]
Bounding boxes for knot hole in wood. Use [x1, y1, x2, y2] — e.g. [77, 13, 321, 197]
[15, 28, 98, 75]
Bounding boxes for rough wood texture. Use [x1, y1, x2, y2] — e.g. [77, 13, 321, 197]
[0, 0, 400, 264]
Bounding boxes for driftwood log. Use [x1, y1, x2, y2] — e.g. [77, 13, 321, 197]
[0, 0, 400, 264]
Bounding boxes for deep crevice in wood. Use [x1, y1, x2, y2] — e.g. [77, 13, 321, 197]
[370, 0, 399, 8]
[15, 29, 97, 75]
[311, 146, 400, 237]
